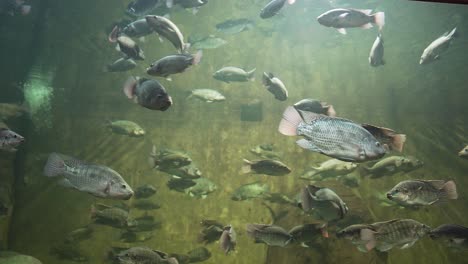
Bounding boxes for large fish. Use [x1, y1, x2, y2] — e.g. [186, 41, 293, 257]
[0, 128, 24, 152]
[107, 120, 145, 137]
[369, 33, 385, 67]
[213, 67, 256, 83]
[246, 224, 293, 247]
[122, 18, 154, 38]
[289, 223, 329, 247]
[387, 179, 458, 207]
[260, 0, 296, 19]
[420, 27, 457, 65]
[279, 106, 386, 162]
[429, 224, 468, 250]
[123, 77, 173, 111]
[105, 58, 137, 72]
[146, 15, 189, 53]
[109, 31, 145, 61]
[317, 8, 385, 35]
[262, 72, 288, 101]
[293, 99, 336, 117]
[43, 153, 134, 200]
[362, 156, 423, 178]
[299, 185, 348, 222]
[146, 51, 202, 80]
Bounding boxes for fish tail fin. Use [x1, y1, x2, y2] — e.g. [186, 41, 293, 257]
[90, 204, 97, 219]
[278, 106, 302, 136]
[43, 153, 65, 177]
[326, 104, 336, 117]
[192, 50, 203, 65]
[288, 0, 296, 4]
[360, 229, 377, 251]
[300, 186, 313, 212]
[183, 42, 191, 53]
[123, 76, 137, 99]
[241, 159, 252, 174]
[166, 257, 179, 264]
[247, 68, 256, 81]
[320, 224, 329, 238]
[108, 25, 120, 43]
[448, 27, 458, 38]
[390, 134, 406, 152]
[245, 224, 258, 238]
[442, 180, 458, 200]
[373, 12, 385, 31]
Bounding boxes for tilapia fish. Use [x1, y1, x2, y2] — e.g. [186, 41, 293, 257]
[117, 247, 178, 264]
[420, 27, 457, 65]
[429, 224, 468, 249]
[0, 128, 24, 152]
[91, 205, 134, 228]
[262, 72, 288, 101]
[242, 159, 291, 176]
[107, 120, 145, 136]
[458, 145, 468, 159]
[260, 0, 295, 19]
[299, 185, 348, 222]
[300, 158, 357, 181]
[146, 15, 189, 53]
[189, 89, 225, 103]
[293, 99, 336, 117]
[317, 8, 385, 35]
[279, 106, 386, 162]
[105, 58, 137, 72]
[362, 156, 423, 178]
[215, 19, 254, 35]
[246, 224, 293, 247]
[369, 33, 384, 67]
[231, 181, 269, 201]
[123, 77, 173, 111]
[213, 67, 256, 83]
[43, 153, 134, 200]
[387, 179, 458, 207]
[219, 225, 236, 255]
[146, 51, 202, 79]
[361, 124, 406, 153]
[289, 223, 328, 247]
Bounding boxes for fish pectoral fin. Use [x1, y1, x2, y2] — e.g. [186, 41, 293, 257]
[338, 12, 349, 18]
[104, 182, 111, 194]
[296, 139, 322, 153]
[400, 241, 416, 249]
[452, 238, 466, 244]
[58, 179, 75, 189]
[376, 243, 393, 252]
[300, 242, 309, 248]
[337, 28, 347, 35]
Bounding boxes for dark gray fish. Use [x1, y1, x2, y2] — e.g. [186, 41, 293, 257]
[420, 27, 457, 65]
[198, 219, 224, 244]
[219, 225, 236, 255]
[167, 178, 196, 192]
[116, 36, 145, 60]
[0, 0, 31, 16]
[50, 243, 88, 263]
[429, 224, 468, 249]
[293, 99, 336, 117]
[231, 181, 269, 201]
[135, 184, 157, 199]
[300, 185, 348, 222]
[128, 215, 162, 232]
[369, 33, 385, 67]
[159, 164, 202, 179]
[146, 51, 202, 79]
[64, 226, 93, 244]
[189, 35, 226, 50]
[122, 19, 154, 38]
[262, 72, 288, 101]
[123, 77, 173, 111]
[105, 58, 137, 72]
[216, 19, 254, 35]
[146, 15, 189, 53]
[260, 0, 295, 19]
[361, 124, 406, 152]
[289, 223, 329, 247]
[213, 67, 256, 83]
[459, 145, 468, 159]
[117, 247, 178, 264]
[149, 145, 192, 169]
[0, 128, 24, 152]
[126, 0, 163, 17]
[241, 159, 291, 176]
[246, 224, 293, 247]
[317, 8, 385, 35]
[387, 180, 458, 207]
[187, 247, 211, 263]
[132, 199, 161, 210]
[185, 177, 217, 199]
[91, 205, 134, 228]
[279, 106, 386, 162]
[43, 153, 134, 200]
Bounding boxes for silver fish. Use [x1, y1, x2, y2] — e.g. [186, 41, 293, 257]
[107, 120, 145, 136]
[279, 106, 386, 162]
[105, 58, 137, 72]
[123, 77, 173, 111]
[213, 67, 256, 83]
[458, 145, 467, 159]
[122, 19, 154, 38]
[300, 185, 348, 222]
[246, 224, 292, 247]
[116, 36, 145, 60]
[300, 159, 357, 181]
[146, 15, 189, 53]
[369, 33, 384, 67]
[185, 177, 217, 199]
[189, 35, 227, 50]
[146, 51, 202, 79]
[219, 225, 236, 255]
[387, 179, 458, 207]
[231, 181, 269, 201]
[260, 0, 295, 19]
[420, 27, 457, 65]
[43, 153, 134, 200]
[117, 247, 178, 264]
[362, 156, 423, 178]
[189, 89, 225, 103]
[262, 72, 288, 101]
[0, 128, 24, 152]
[317, 8, 385, 35]
[293, 99, 336, 117]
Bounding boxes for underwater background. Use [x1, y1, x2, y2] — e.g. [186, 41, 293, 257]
[1, 0, 468, 263]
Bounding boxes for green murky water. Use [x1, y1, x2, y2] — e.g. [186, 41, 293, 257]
[1, 0, 468, 263]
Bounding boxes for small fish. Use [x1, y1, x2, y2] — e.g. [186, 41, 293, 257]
[263, 193, 295, 205]
[146, 51, 203, 79]
[105, 58, 137, 72]
[279, 106, 386, 162]
[117, 247, 178, 264]
[159, 164, 202, 179]
[219, 225, 236, 255]
[187, 247, 211, 263]
[361, 124, 406, 152]
[213, 67, 256, 83]
[43, 153, 134, 200]
[189, 35, 227, 50]
[231, 181, 269, 201]
[242, 159, 291, 176]
[91, 205, 134, 228]
[429, 224, 468, 250]
[126, 0, 164, 17]
[167, 178, 196, 192]
[123, 76, 173, 111]
[369, 33, 385, 67]
[0, 102, 28, 121]
[128, 215, 162, 232]
[113, 35, 145, 60]
[146, 15, 189, 53]
[122, 18, 154, 38]
[262, 72, 288, 101]
[149, 145, 192, 169]
[64, 226, 93, 244]
[289, 223, 329, 247]
[317, 8, 385, 35]
[0, 128, 24, 152]
[300, 159, 357, 181]
[135, 184, 157, 199]
[216, 19, 255, 35]
[107, 120, 145, 137]
[120, 231, 154, 243]
[362, 156, 423, 178]
[387, 179, 458, 207]
[50, 243, 89, 262]
[420, 27, 457, 65]
[260, 0, 295, 19]
[458, 145, 467, 159]
[246, 224, 293, 247]
[185, 177, 217, 199]
[188, 89, 225, 103]
[293, 99, 336, 117]
[132, 199, 161, 210]
[300, 185, 348, 222]
[198, 219, 224, 244]
[0, 0, 31, 16]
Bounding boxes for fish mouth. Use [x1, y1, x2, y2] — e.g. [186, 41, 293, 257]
[386, 193, 393, 200]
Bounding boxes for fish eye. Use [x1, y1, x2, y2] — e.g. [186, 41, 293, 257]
[13, 135, 17, 138]
[121, 185, 126, 189]
[375, 142, 381, 147]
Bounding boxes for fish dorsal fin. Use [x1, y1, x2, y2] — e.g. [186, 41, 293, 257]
[298, 110, 325, 124]
[356, 9, 373, 15]
[372, 219, 401, 229]
[417, 179, 446, 189]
